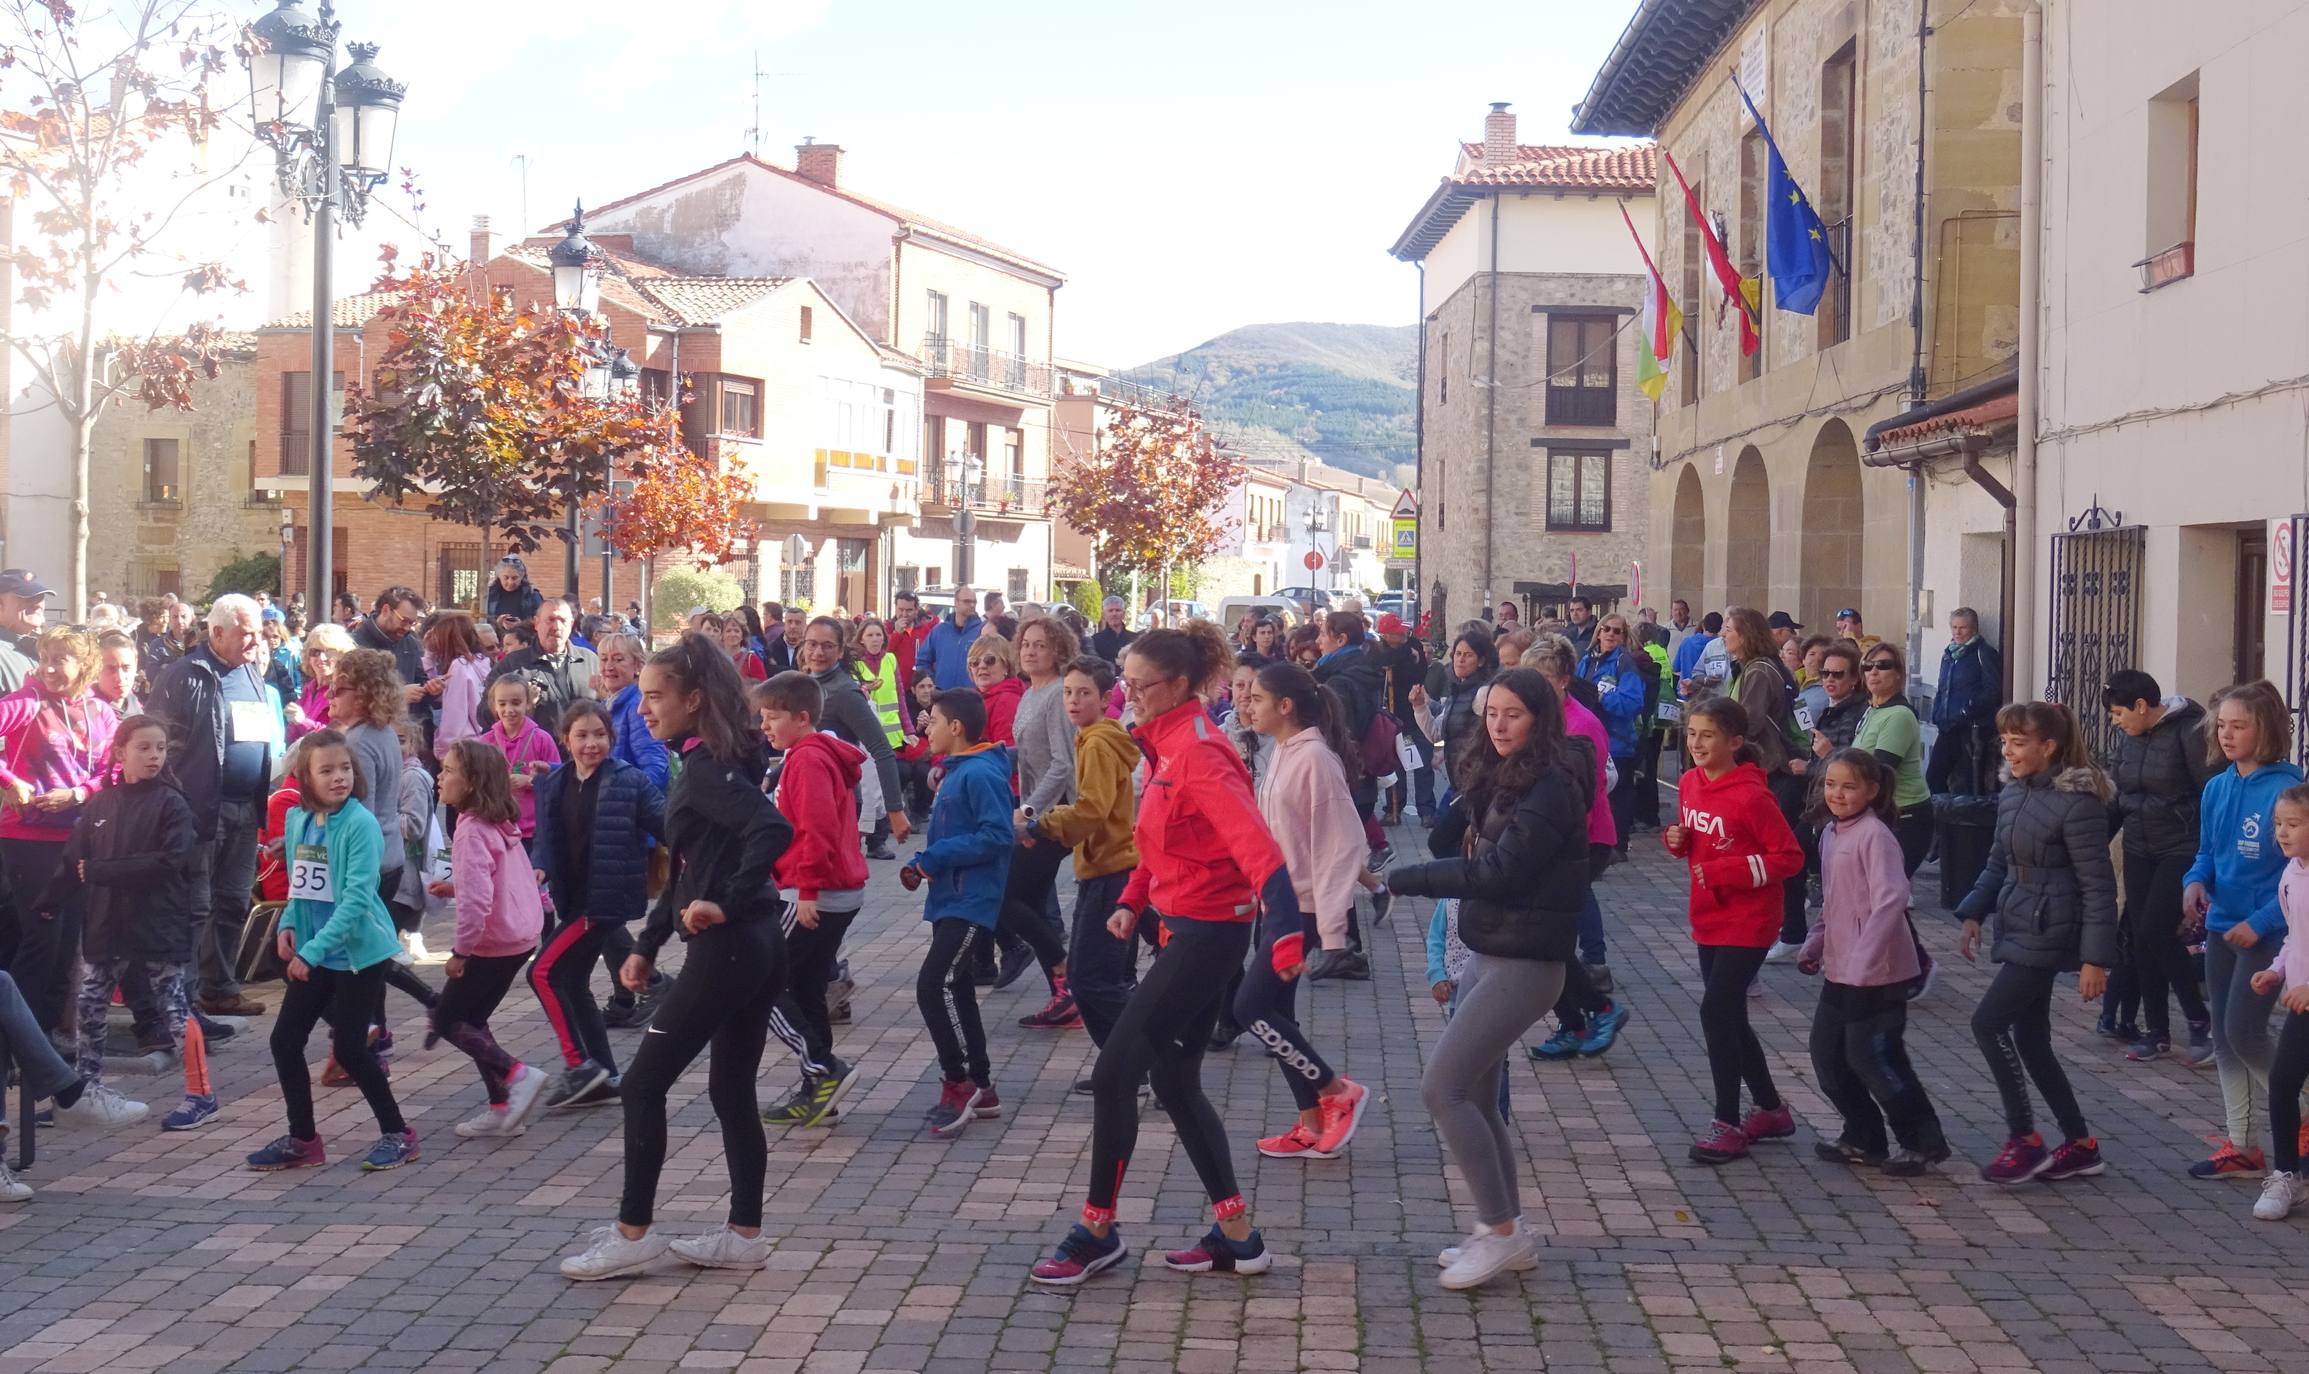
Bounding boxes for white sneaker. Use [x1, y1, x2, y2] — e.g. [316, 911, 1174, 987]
[1764, 940, 1803, 964]
[453, 1107, 521, 1139]
[2255, 1170, 2300, 1220]
[0, 1159, 30, 1202]
[55, 1084, 147, 1129]
[669, 1225, 772, 1270]
[559, 1225, 669, 1281]
[1437, 1219, 1539, 1270]
[503, 1064, 550, 1129]
[1439, 1228, 1535, 1290]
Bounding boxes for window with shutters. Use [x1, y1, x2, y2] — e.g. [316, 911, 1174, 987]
[1544, 315, 1616, 426]
[1545, 451, 1612, 532]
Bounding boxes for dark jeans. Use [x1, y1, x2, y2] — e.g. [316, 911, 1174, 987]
[769, 905, 858, 1079]
[273, 963, 404, 1140]
[1970, 962, 2087, 1141]
[1234, 924, 1336, 1112]
[2125, 848, 2207, 1039]
[1810, 980, 1944, 1155]
[1631, 729, 1666, 828]
[0, 968, 76, 1101]
[431, 949, 531, 1103]
[0, 839, 75, 1033]
[619, 919, 781, 1230]
[995, 838, 1070, 983]
[1893, 802, 1934, 877]
[1926, 718, 1993, 796]
[1607, 754, 1638, 856]
[533, 918, 617, 1072]
[191, 797, 262, 1002]
[599, 922, 640, 1004]
[917, 919, 990, 1085]
[2270, 1010, 2309, 1173]
[1087, 915, 1249, 1213]
[1068, 870, 1136, 1046]
[1554, 956, 1611, 1034]
[1768, 771, 1810, 944]
[1697, 944, 1779, 1124]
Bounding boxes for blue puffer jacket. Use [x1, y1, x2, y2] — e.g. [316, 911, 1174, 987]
[1575, 645, 1645, 760]
[530, 757, 667, 923]
[910, 743, 1014, 928]
[610, 682, 669, 790]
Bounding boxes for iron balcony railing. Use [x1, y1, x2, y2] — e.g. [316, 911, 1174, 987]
[921, 459, 1047, 516]
[921, 336, 1054, 399]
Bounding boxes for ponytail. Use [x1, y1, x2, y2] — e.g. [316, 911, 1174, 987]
[1687, 696, 1761, 768]
[1255, 660, 1362, 785]
[1128, 619, 1236, 696]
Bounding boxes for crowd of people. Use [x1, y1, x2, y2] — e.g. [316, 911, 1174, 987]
[6, 562, 2309, 1293]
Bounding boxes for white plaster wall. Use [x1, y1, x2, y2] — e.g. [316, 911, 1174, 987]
[6, 382, 71, 582]
[1423, 193, 1656, 313]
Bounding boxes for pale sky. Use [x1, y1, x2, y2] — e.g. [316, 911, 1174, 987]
[188, 0, 1637, 366]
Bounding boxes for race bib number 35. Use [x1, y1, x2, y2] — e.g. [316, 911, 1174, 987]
[289, 843, 334, 903]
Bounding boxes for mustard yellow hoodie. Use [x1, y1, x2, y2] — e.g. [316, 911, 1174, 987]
[1035, 717, 1140, 879]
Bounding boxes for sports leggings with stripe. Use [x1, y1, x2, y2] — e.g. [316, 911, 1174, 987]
[916, 919, 990, 1085]
[1087, 914, 1250, 1215]
[531, 918, 617, 1073]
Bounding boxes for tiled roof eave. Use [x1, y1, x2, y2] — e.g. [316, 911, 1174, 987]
[1571, 0, 1760, 137]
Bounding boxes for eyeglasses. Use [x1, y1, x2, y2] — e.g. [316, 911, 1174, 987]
[970, 656, 1003, 668]
[1820, 668, 1853, 679]
[1863, 661, 1898, 672]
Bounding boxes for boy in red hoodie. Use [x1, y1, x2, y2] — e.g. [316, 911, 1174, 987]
[1664, 696, 1805, 1165]
[752, 672, 870, 1128]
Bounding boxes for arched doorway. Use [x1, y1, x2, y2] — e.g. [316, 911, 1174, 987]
[1670, 464, 1706, 612]
[1800, 420, 1864, 629]
[1726, 446, 1770, 610]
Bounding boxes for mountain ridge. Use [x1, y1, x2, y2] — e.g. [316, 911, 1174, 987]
[1122, 321, 1415, 482]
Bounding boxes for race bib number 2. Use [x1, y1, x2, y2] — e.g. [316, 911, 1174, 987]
[289, 843, 334, 903]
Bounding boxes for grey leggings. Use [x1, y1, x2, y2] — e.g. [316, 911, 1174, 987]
[1420, 952, 1564, 1227]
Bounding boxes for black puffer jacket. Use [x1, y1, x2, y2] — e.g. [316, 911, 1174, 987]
[1955, 766, 2119, 971]
[1387, 762, 1589, 962]
[37, 777, 201, 963]
[2109, 698, 2213, 858]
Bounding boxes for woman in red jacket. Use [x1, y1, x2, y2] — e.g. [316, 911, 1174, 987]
[1029, 619, 1304, 1288]
[967, 633, 1024, 744]
[1665, 696, 1805, 1165]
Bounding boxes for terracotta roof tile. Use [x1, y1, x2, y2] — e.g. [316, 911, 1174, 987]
[1871, 392, 2019, 449]
[1453, 142, 1657, 191]
[262, 290, 399, 330]
[626, 276, 790, 327]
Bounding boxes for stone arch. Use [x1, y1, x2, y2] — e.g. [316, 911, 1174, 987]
[1725, 446, 1771, 610]
[1670, 464, 1706, 612]
[1799, 419, 1865, 629]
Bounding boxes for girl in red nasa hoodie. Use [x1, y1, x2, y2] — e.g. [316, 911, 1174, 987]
[1664, 696, 1805, 1166]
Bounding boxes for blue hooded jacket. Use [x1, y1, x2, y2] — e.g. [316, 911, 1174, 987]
[916, 613, 987, 692]
[911, 742, 1014, 928]
[2184, 759, 2308, 939]
[1575, 644, 1646, 759]
[610, 681, 670, 790]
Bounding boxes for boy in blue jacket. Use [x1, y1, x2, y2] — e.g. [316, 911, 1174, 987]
[900, 688, 1014, 1137]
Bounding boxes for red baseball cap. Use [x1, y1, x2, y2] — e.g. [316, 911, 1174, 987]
[1375, 612, 1409, 636]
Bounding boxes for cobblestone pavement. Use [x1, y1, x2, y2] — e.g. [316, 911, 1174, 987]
[4, 815, 2309, 1373]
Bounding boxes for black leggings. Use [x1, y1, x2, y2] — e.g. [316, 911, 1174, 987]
[1068, 870, 1137, 1046]
[273, 963, 404, 1140]
[2125, 848, 2207, 1039]
[769, 905, 858, 1079]
[369, 870, 437, 1030]
[995, 838, 1070, 984]
[431, 949, 531, 1103]
[1087, 914, 1250, 1214]
[618, 919, 782, 1230]
[1, 839, 77, 1033]
[1970, 962, 2087, 1141]
[1810, 980, 1944, 1155]
[532, 918, 616, 1072]
[917, 920, 990, 1085]
[1697, 944, 1779, 1124]
[1233, 920, 1336, 1112]
[2271, 1010, 2309, 1172]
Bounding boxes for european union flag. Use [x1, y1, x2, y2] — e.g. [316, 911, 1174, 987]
[1736, 81, 1834, 316]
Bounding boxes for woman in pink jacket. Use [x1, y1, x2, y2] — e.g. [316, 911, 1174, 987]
[1798, 749, 1947, 1175]
[425, 612, 493, 761]
[0, 626, 120, 1032]
[1234, 661, 1370, 1161]
[425, 740, 550, 1140]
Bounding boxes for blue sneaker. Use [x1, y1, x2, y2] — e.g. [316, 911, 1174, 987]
[1530, 1026, 1582, 1060]
[359, 1129, 421, 1172]
[161, 1094, 220, 1131]
[1162, 1225, 1272, 1275]
[1578, 1003, 1630, 1057]
[246, 1134, 325, 1171]
[1029, 1224, 1128, 1286]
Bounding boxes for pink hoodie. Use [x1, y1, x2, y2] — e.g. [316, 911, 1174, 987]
[0, 688, 118, 841]
[484, 717, 562, 837]
[2270, 860, 2309, 993]
[1563, 695, 1616, 849]
[1801, 810, 1919, 987]
[449, 815, 545, 958]
[1256, 726, 1364, 952]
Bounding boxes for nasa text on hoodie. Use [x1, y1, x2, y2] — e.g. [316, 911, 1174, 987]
[1673, 760, 1805, 948]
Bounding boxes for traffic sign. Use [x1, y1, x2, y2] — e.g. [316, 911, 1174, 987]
[1303, 549, 1325, 572]
[2273, 517, 2294, 616]
[1390, 488, 1417, 519]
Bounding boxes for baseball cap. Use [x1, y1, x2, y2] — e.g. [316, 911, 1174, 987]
[1766, 610, 1802, 631]
[0, 569, 56, 600]
[1375, 612, 1409, 636]
[1834, 607, 1861, 620]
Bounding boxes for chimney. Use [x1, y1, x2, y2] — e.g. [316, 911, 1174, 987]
[469, 214, 497, 267]
[1482, 101, 1516, 163]
[795, 137, 844, 188]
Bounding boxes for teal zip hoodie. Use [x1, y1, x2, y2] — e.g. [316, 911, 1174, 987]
[281, 798, 399, 972]
[2184, 759, 2307, 939]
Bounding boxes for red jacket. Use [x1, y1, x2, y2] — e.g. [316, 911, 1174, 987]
[1669, 761, 1803, 947]
[1119, 701, 1286, 924]
[770, 731, 870, 902]
[892, 620, 933, 687]
[981, 675, 1024, 746]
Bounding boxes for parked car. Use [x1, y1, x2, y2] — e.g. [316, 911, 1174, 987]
[1370, 591, 1418, 623]
[1276, 586, 1335, 614]
[1219, 597, 1302, 634]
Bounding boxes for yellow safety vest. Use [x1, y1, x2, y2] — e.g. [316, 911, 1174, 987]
[862, 653, 906, 748]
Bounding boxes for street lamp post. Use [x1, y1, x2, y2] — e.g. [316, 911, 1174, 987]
[243, 0, 405, 617]
[1303, 505, 1328, 592]
[952, 449, 982, 587]
[549, 203, 609, 598]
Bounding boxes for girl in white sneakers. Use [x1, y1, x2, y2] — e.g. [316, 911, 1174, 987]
[2248, 783, 2309, 1219]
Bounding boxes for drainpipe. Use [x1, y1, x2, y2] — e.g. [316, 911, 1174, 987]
[1482, 193, 1499, 614]
[2013, 2, 2043, 699]
[1412, 260, 1427, 634]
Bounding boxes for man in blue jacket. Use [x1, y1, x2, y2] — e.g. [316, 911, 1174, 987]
[915, 585, 986, 692]
[1928, 607, 2004, 795]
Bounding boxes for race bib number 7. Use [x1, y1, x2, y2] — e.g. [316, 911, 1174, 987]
[289, 843, 334, 903]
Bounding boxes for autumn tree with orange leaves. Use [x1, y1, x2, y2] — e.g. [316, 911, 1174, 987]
[0, 0, 256, 616]
[1046, 393, 1242, 603]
